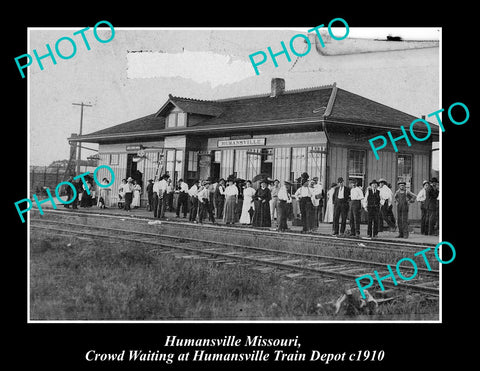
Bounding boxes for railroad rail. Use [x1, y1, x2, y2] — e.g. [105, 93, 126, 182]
[30, 214, 440, 298]
[29, 209, 438, 256]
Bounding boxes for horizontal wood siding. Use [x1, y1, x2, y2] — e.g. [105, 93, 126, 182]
[273, 147, 291, 182]
[366, 150, 396, 185]
[234, 149, 247, 179]
[221, 149, 234, 179]
[328, 145, 348, 184]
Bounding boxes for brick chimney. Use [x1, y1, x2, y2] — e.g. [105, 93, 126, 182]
[270, 78, 285, 98]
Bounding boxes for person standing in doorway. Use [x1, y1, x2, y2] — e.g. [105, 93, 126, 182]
[332, 177, 350, 236]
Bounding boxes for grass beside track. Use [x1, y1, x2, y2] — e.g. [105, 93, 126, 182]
[29, 230, 439, 321]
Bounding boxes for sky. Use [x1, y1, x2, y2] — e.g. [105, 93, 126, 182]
[27, 26, 440, 168]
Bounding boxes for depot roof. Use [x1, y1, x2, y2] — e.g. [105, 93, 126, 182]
[70, 82, 438, 143]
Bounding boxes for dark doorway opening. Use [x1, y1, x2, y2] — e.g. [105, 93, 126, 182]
[126, 153, 137, 179]
[126, 153, 143, 186]
[260, 148, 273, 178]
[211, 162, 220, 181]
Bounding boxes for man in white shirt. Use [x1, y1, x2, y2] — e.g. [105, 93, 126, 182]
[378, 178, 396, 232]
[348, 179, 364, 237]
[188, 180, 200, 222]
[176, 179, 189, 218]
[197, 180, 216, 224]
[153, 174, 169, 218]
[311, 177, 324, 227]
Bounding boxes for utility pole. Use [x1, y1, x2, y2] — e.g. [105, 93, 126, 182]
[72, 102, 93, 175]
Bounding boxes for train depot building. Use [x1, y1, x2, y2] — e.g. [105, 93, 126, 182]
[70, 78, 438, 220]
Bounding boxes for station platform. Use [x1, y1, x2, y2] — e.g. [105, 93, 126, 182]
[29, 197, 440, 245]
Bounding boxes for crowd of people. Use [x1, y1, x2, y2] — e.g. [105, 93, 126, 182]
[62, 171, 439, 239]
[322, 176, 439, 239]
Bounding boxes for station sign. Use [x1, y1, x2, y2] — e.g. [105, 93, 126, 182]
[217, 138, 266, 148]
[126, 145, 144, 151]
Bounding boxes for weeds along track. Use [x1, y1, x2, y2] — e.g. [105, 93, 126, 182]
[30, 212, 439, 298]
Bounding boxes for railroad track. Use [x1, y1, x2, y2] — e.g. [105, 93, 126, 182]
[29, 209, 437, 257]
[30, 215, 440, 298]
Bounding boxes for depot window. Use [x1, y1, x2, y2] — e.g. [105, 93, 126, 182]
[109, 153, 119, 165]
[397, 154, 413, 191]
[348, 149, 366, 187]
[166, 112, 187, 128]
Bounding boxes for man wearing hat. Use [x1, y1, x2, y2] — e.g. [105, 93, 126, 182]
[348, 179, 364, 237]
[378, 178, 396, 232]
[362, 179, 381, 238]
[153, 174, 169, 218]
[394, 181, 417, 238]
[176, 179, 189, 218]
[198, 179, 216, 224]
[416, 180, 430, 235]
[123, 177, 135, 212]
[188, 179, 201, 222]
[269, 179, 281, 225]
[332, 177, 351, 236]
[426, 177, 439, 235]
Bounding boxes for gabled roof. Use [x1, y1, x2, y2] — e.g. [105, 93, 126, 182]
[71, 83, 437, 143]
[193, 85, 333, 126]
[156, 95, 223, 117]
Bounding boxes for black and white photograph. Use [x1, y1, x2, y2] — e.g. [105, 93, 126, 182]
[26, 25, 441, 322]
[8, 8, 474, 370]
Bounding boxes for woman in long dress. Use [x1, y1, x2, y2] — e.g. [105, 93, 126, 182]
[97, 177, 111, 208]
[323, 183, 337, 223]
[132, 180, 141, 208]
[240, 180, 255, 225]
[223, 178, 238, 224]
[252, 180, 272, 228]
[80, 178, 93, 208]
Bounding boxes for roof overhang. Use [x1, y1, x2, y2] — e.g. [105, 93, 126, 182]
[69, 117, 325, 143]
[324, 119, 440, 141]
